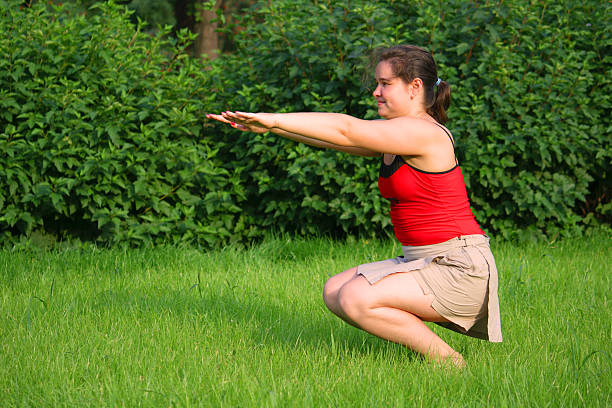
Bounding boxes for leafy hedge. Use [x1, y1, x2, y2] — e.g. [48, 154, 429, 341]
[1, 0, 609, 246]
[0, 0, 249, 246]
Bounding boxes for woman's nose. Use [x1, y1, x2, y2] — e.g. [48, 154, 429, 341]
[372, 84, 381, 97]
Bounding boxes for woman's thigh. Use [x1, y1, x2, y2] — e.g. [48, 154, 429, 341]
[339, 272, 449, 323]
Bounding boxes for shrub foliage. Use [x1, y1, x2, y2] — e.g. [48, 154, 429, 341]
[1, 0, 609, 246]
[0, 0, 247, 246]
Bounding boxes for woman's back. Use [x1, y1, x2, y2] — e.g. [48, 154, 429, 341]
[379, 156, 484, 246]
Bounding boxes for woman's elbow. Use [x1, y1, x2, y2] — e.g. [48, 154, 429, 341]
[339, 116, 360, 147]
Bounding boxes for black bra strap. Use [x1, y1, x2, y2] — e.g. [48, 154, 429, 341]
[379, 154, 404, 178]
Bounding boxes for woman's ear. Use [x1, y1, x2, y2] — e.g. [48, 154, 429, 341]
[410, 78, 424, 98]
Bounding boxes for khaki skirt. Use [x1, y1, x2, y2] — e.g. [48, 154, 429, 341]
[357, 234, 502, 342]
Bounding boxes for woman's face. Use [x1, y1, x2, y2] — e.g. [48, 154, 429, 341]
[373, 60, 414, 119]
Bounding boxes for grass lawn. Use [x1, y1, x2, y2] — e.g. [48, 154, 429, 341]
[1, 230, 610, 407]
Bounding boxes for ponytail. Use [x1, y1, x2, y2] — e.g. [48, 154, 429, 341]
[427, 80, 450, 124]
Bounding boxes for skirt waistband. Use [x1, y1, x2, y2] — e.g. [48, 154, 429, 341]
[402, 234, 489, 262]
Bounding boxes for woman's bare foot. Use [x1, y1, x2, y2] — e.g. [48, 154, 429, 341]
[429, 351, 466, 369]
[448, 352, 466, 369]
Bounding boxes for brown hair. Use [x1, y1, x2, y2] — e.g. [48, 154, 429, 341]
[372, 45, 450, 124]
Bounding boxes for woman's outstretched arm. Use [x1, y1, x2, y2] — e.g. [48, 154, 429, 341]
[271, 128, 380, 157]
[206, 112, 380, 157]
[213, 111, 442, 156]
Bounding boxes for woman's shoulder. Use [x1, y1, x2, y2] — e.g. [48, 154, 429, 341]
[389, 117, 454, 144]
[430, 121, 454, 145]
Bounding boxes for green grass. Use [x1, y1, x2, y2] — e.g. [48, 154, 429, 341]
[1, 230, 610, 407]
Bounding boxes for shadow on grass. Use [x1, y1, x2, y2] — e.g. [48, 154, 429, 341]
[88, 285, 420, 362]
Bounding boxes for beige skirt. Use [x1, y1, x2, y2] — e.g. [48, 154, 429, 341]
[357, 234, 502, 342]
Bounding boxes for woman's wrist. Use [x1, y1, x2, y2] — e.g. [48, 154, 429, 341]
[265, 112, 281, 130]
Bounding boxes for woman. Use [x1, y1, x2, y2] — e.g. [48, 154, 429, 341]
[207, 45, 502, 367]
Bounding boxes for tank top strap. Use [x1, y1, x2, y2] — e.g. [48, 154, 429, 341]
[432, 122, 455, 148]
[433, 122, 458, 165]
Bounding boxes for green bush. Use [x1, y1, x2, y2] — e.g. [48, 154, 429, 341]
[1, 0, 609, 246]
[0, 0, 249, 246]
[207, 0, 610, 241]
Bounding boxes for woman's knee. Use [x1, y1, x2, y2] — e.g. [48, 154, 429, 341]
[322, 267, 357, 310]
[322, 278, 336, 311]
[337, 278, 372, 321]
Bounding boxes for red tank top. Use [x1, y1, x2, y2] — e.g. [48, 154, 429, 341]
[378, 129, 483, 246]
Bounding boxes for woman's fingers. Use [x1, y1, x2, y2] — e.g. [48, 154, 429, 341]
[207, 111, 270, 133]
[206, 112, 244, 128]
[222, 111, 254, 124]
[206, 112, 257, 132]
[206, 113, 232, 124]
[206, 111, 272, 134]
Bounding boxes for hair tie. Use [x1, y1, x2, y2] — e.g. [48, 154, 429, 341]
[435, 78, 442, 87]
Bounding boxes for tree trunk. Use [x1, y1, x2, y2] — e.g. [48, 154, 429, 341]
[194, 0, 221, 60]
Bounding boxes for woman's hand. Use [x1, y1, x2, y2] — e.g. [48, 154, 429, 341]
[205, 111, 276, 134]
